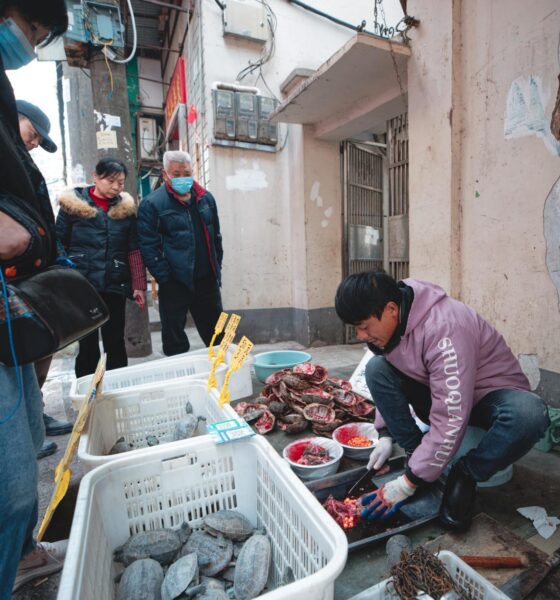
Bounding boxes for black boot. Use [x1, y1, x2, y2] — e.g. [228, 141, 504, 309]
[43, 414, 73, 436]
[439, 458, 477, 531]
[37, 440, 57, 460]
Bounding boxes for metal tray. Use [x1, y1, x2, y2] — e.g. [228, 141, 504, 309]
[305, 457, 444, 551]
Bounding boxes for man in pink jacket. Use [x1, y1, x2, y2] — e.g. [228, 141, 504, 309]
[335, 272, 548, 530]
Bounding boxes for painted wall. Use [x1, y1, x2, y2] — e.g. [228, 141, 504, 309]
[198, 0, 372, 340]
[407, 0, 560, 380]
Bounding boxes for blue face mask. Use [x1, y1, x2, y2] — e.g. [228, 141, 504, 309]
[0, 18, 36, 70]
[170, 176, 194, 196]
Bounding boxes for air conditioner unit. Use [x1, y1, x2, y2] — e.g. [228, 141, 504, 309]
[138, 117, 159, 160]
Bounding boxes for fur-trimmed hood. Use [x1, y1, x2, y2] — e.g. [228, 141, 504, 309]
[57, 187, 136, 220]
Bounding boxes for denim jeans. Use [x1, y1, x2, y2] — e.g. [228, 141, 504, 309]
[365, 356, 549, 482]
[0, 364, 43, 597]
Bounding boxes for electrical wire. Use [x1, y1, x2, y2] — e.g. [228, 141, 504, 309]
[102, 44, 114, 91]
[0, 269, 23, 425]
[287, 0, 376, 37]
[110, 0, 138, 64]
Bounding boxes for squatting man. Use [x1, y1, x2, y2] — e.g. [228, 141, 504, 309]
[335, 271, 549, 530]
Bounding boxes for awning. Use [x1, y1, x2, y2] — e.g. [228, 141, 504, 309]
[271, 33, 410, 141]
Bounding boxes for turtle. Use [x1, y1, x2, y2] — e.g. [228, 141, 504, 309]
[233, 534, 272, 600]
[173, 402, 206, 441]
[117, 558, 164, 600]
[161, 553, 199, 600]
[203, 510, 254, 541]
[146, 435, 160, 447]
[195, 577, 228, 600]
[114, 523, 191, 566]
[109, 436, 132, 455]
[182, 530, 233, 576]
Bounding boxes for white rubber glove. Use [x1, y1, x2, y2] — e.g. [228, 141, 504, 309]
[367, 436, 393, 470]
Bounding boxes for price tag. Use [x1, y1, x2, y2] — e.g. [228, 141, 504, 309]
[208, 312, 228, 360]
[207, 419, 255, 444]
[218, 336, 254, 406]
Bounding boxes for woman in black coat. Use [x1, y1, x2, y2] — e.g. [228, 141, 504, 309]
[56, 158, 147, 377]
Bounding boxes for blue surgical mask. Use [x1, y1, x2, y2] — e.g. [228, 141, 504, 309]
[0, 18, 36, 70]
[170, 176, 194, 196]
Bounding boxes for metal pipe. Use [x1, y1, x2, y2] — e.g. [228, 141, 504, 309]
[212, 81, 260, 94]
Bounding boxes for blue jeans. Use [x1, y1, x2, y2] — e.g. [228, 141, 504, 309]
[0, 364, 44, 597]
[365, 356, 549, 482]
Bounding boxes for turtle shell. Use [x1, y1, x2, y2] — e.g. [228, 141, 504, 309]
[311, 419, 344, 435]
[267, 400, 289, 416]
[350, 399, 375, 417]
[292, 362, 316, 377]
[114, 523, 190, 566]
[161, 553, 199, 600]
[233, 534, 272, 600]
[282, 374, 312, 391]
[117, 558, 164, 600]
[255, 409, 275, 434]
[326, 377, 352, 391]
[264, 368, 291, 385]
[301, 387, 333, 405]
[203, 510, 254, 541]
[183, 530, 233, 576]
[302, 403, 336, 424]
[277, 414, 308, 434]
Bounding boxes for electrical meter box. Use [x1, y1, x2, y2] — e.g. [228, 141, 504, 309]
[257, 96, 279, 146]
[213, 89, 236, 140]
[65, 0, 125, 47]
[235, 92, 258, 142]
[223, 0, 267, 43]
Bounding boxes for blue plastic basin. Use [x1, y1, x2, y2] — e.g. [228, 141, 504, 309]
[253, 351, 312, 383]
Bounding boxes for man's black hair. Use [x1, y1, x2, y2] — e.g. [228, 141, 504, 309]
[0, 0, 68, 46]
[95, 158, 128, 179]
[335, 271, 401, 324]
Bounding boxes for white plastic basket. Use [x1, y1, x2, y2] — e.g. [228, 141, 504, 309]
[77, 381, 237, 471]
[59, 436, 348, 600]
[69, 348, 253, 408]
[351, 551, 509, 600]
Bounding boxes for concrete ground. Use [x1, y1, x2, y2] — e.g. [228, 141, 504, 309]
[15, 316, 560, 599]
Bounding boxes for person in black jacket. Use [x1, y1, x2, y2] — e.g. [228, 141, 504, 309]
[56, 158, 147, 378]
[0, 2, 69, 595]
[138, 150, 223, 355]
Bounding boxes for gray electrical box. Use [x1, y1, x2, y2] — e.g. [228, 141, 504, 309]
[223, 0, 267, 43]
[213, 89, 236, 140]
[65, 0, 124, 47]
[257, 96, 279, 146]
[235, 92, 258, 142]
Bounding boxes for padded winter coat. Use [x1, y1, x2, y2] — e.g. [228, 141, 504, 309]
[56, 187, 138, 297]
[137, 182, 223, 289]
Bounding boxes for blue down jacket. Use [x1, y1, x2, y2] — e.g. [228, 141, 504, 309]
[137, 182, 223, 288]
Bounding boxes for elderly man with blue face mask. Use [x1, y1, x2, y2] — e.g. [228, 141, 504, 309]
[138, 150, 224, 355]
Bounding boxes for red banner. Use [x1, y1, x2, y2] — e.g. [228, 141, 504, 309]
[165, 57, 186, 128]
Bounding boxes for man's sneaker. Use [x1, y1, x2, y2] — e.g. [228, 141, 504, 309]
[13, 540, 68, 592]
[37, 440, 57, 460]
[439, 458, 477, 531]
[44, 413, 73, 436]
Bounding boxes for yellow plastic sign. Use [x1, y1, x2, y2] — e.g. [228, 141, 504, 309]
[218, 336, 254, 406]
[208, 312, 228, 360]
[37, 354, 106, 541]
[206, 314, 241, 390]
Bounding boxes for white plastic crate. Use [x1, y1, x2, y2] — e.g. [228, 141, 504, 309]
[77, 381, 237, 471]
[59, 436, 348, 600]
[69, 347, 253, 408]
[68, 356, 225, 409]
[350, 551, 510, 600]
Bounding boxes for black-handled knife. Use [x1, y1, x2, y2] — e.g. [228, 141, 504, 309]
[346, 467, 375, 499]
